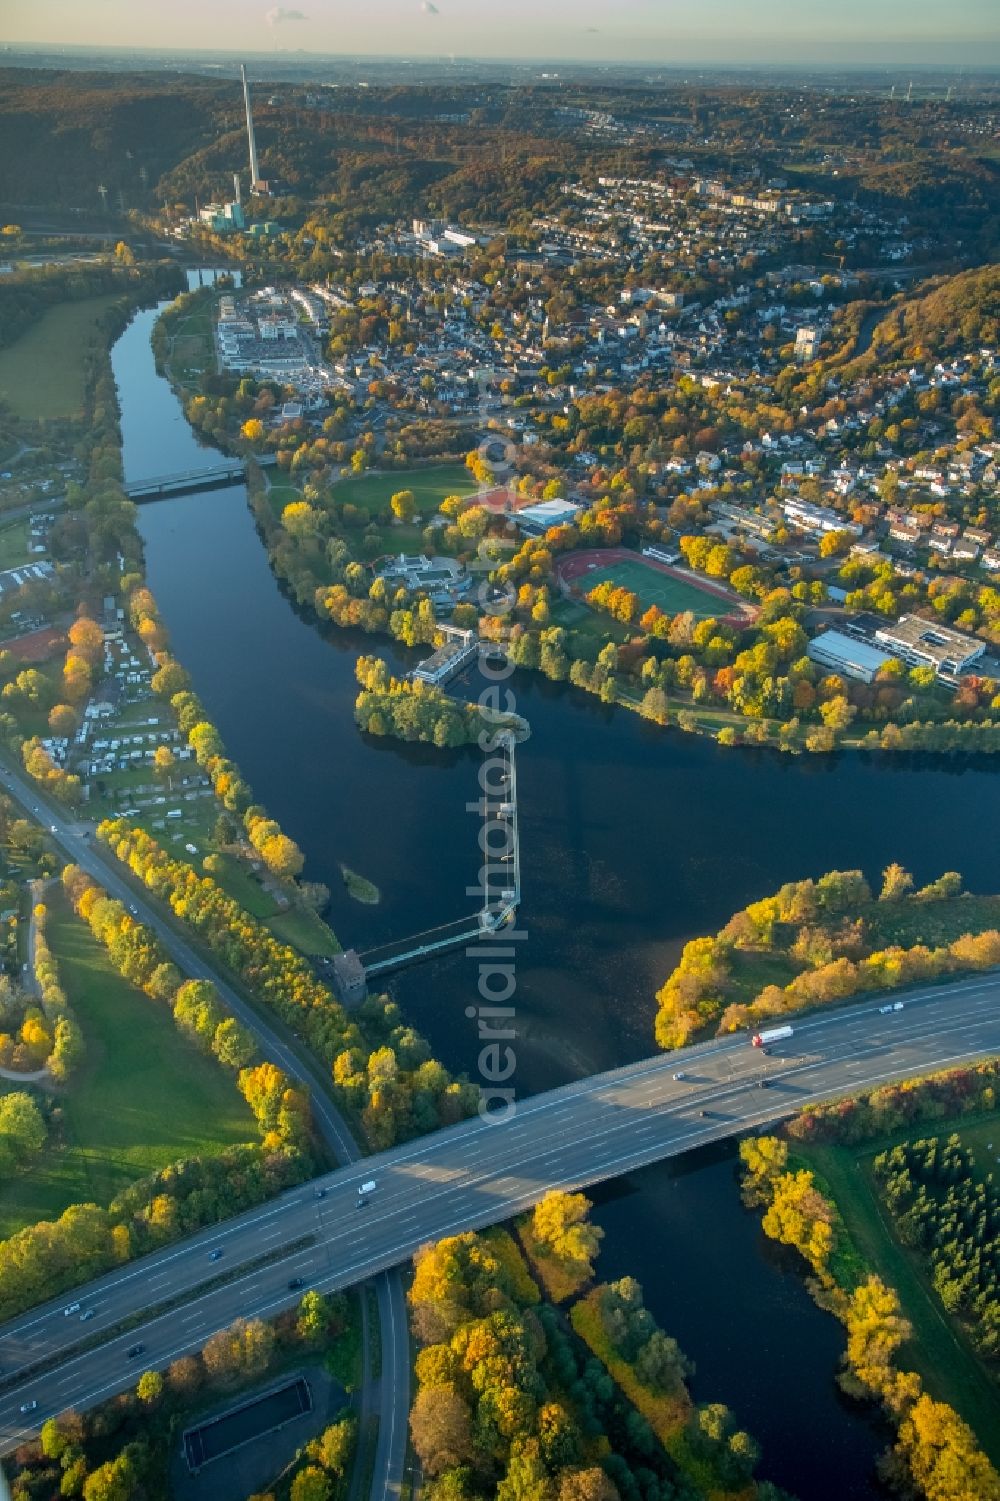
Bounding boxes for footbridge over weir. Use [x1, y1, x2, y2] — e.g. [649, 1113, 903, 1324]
[327, 730, 521, 1003]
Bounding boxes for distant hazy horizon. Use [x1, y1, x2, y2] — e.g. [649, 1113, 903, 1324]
[2, 0, 999, 70]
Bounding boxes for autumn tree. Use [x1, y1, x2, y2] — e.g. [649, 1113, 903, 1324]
[390, 489, 416, 523]
[290, 1468, 331, 1501]
[48, 703, 79, 737]
[136, 1369, 163, 1405]
[312, 1417, 356, 1475]
[283, 501, 323, 540]
[409, 1383, 475, 1475]
[296, 1289, 332, 1343]
[68, 616, 104, 665]
[151, 659, 190, 699]
[893, 1393, 1000, 1501]
[879, 864, 914, 902]
[530, 1191, 603, 1273]
[635, 1330, 692, 1394]
[202, 1317, 274, 1383]
[557, 1468, 620, 1501]
[153, 745, 176, 784]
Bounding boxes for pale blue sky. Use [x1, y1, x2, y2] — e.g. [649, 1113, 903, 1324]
[2, 0, 998, 66]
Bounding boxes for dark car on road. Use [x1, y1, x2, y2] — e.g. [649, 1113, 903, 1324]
[127, 1344, 144, 1359]
[287, 1277, 305, 1290]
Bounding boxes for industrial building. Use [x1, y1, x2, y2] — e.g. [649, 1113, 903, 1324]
[874, 615, 986, 680]
[806, 629, 895, 684]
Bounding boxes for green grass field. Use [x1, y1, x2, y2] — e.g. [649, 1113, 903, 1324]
[267, 905, 340, 957]
[799, 1117, 1000, 1463]
[0, 294, 122, 421]
[578, 558, 731, 619]
[0, 519, 32, 570]
[266, 473, 304, 518]
[331, 464, 476, 521]
[165, 298, 217, 389]
[550, 596, 632, 657]
[0, 890, 255, 1238]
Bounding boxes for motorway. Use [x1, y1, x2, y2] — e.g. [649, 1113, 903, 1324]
[0, 967, 998, 1453]
[0, 759, 410, 1495]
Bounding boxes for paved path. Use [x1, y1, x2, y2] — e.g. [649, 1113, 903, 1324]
[0, 1066, 49, 1084]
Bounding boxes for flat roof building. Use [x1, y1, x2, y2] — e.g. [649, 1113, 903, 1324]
[806, 629, 896, 684]
[514, 499, 582, 536]
[874, 615, 986, 680]
[782, 498, 863, 537]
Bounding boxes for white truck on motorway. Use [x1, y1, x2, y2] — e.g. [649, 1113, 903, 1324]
[751, 1025, 793, 1048]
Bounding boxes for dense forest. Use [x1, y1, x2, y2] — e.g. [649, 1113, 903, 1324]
[866, 263, 1000, 360]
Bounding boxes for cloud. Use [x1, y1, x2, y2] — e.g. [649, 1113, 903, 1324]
[421, 1, 439, 13]
[265, 6, 308, 23]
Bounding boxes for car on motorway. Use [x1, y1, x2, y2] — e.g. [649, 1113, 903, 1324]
[128, 905, 138, 915]
[126, 1344, 144, 1359]
[49, 824, 57, 834]
[80, 1308, 95, 1321]
[879, 1001, 906, 1014]
[673, 1071, 686, 1081]
[208, 1248, 223, 1261]
[757, 1079, 771, 1089]
[63, 1302, 81, 1316]
[287, 1277, 305, 1290]
[19, 1400, 37, 1414]
[314, 1187, 327, 1199]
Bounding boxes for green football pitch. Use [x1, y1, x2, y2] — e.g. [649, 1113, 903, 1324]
[578, 559, 728, 617]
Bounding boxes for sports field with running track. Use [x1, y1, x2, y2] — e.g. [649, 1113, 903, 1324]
[558, 550, 749, 621]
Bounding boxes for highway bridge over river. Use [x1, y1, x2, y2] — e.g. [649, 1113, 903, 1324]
[1, 973, 998, 1450]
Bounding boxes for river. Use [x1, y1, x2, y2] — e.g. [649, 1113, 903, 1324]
[114, 278, 1000, 1499]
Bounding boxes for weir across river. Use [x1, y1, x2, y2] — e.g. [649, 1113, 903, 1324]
[328, 729, 521, 1002]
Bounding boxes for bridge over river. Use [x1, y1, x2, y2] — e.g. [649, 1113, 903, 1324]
[123, 454, 276, 501]
[1, 970, 998, 1449]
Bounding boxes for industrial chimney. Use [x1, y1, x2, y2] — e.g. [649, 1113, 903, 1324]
[240, 64, 260, 189]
